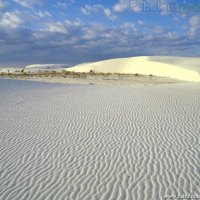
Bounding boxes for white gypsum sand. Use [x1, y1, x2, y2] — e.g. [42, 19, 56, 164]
[0, 64, 68, 74]
[24, 64, 69, 73]
[1, 56, 200, 84]
[66, 56, 200, 82]
[0, 68, 24, 73]
[25, 64, 69, 69]
[0, 79, 199, 200]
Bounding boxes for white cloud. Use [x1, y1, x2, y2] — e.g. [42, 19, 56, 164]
[114, 0, 181, 15]
[138, 20, 145, 25]
[121, 22, 137, 35]
[13, 0, 41, 8]
[122, 22, 136, 29]
[81, 22, 107, 40]
[0, 12, 23, 28]
[81, 4, 116, 20]
[103, 8, 117, 20]
[57, 0, 75, 9]
[189, 15, 200, 36]
[36, 10, 52, 18]
[81, 4, 102, 15]
[114, 0, 131, 12]
[48, 22, 67, 33]
[64, 19, 83, 27]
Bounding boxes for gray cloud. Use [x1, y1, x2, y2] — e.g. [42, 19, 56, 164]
[0, 19, 199, 67]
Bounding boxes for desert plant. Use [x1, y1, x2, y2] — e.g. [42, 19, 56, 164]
[90, 70, 96, 75]
[63, 70, 72, 75]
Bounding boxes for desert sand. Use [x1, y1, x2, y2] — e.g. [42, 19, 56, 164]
[67, 56, 200, 82]
[0, 73, 183, 86]
[1, 56, 200, 85]
[0, 79, 199, 200]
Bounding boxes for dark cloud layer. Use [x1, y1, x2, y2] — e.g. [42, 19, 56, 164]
[0, 23, 199, 67]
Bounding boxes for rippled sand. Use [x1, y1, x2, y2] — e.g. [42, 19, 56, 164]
[0, 79, 199, 200]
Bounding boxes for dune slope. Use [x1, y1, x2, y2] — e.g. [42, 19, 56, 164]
[67, 56, 200, 82]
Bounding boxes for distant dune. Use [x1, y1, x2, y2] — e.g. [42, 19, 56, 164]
[66, 56, 200, 82]
[24, 64, 69, 72]
[0, 64, 69, 73]
[0, 68, 24, 73]
[25, 64, 69, 69]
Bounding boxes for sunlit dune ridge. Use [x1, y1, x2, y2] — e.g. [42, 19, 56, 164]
[67, 56, 200, 82]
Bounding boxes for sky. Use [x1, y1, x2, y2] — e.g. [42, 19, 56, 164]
[0, 0, 200, 67]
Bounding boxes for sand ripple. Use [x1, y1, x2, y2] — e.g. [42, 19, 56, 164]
[0, 80, 200, 200]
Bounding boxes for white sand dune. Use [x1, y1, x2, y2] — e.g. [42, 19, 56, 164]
[24, 64, 69, 73]
[0, 68, 24, 73]
[67, 56, 200, 82]
[25, 64, 69, 69]
[0, 79, 199, 200]
[0, 64, 69, 74]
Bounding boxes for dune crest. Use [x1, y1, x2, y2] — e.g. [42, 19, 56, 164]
[67, 56, 200, 82]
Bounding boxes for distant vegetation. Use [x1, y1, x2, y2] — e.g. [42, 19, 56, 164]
[0, 70, 151, 79]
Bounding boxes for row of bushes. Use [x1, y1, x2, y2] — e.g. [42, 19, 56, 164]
[0, 70, 153, 78]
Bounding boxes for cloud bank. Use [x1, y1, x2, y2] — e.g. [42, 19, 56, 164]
[0, 0, 200, 66]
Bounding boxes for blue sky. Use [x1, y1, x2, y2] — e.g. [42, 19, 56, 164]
[0, 0, 200, 66]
